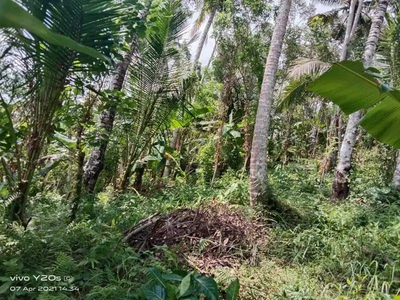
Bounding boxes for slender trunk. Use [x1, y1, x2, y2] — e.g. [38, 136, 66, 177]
[281, 110, 293, 165]
[211, 75, 234, 184]
[332, 0, 388, 200]
[320, 0, 360, 175]
[243, 102, 253, 171]
[249, 0, 292, 205]
[340, 0, 357, 61]
[349, 0, 363, 40]
[121, 158, 135, 190]
[192, 7, 217, 71]
[211, 112, 226, 184]
[311, 127, 320, 158]
[206, 38, 218, 69]
[331, 110, 362, 199]
[83, 35, 138, 193]
[163, 129, 179, 178]
[70, 96, 95, 222]
[12, 85, 65, 227]
[70, 144, 85, 222]
[393, 151, 400, 190]
[133, 166, 145, 192]
[319, 112, 338, 175]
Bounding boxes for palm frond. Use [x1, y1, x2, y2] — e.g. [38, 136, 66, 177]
[122, 0, 191, 162]
[276, 78, 313, 112]
[190, 8, 206, 37]
[309, 7, 345, 25]
[289, 58, 331, 79]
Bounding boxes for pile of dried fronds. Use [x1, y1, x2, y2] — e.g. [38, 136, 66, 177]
[124, 203, 268, 272]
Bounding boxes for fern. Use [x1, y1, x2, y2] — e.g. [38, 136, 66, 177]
[51, 253, 77, 277]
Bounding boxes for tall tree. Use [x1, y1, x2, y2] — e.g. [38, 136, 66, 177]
[192, 6, 218, 70]
[249, 0, 292, 205]
[83, 35, 139, 193]
[332, 0, 389, 199]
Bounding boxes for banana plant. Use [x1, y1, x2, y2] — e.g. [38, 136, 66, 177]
[308, 60, 400, 149]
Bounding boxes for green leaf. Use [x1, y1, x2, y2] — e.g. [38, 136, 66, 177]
[0, 0, 109, 63]
[229, 130, 241, 139]
[0, 281, 11, 294]
[162, 273, 183, 282]
[193, 274, 218, 300]
[144, 285, 167, 300]
[53, 132, 77, 150]
[226, 279, 240, 300]
[178, 274, 195, 298]
[147, 268, 167, 289]
[359, 95, 400, 148]
[308, 60, 400, 148]
[308, 61, 388, 115]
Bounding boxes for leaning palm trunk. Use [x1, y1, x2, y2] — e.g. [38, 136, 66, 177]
[249, 0, 292, 205]
[192, 7, 217, 71]
[393, 151, 400, 190]
[83, 35, 139, 193]
[332, 0, 389, 200]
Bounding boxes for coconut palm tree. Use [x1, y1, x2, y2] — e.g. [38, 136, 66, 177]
[191, 0, 223, 71]
[332, 0, 389, 199]
[118, 0, 192, 190]
[249, 0, 292, 206]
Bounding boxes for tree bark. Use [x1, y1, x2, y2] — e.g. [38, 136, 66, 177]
[163, 129, 179, 178]
[192, 7, 217, 71]
[243, 102, 253, 171]
[83, 35, 138, 193]
[319, 0, 360, 176]
[340, 0, 357, 61]
[332, 0, 388, 200]
[211, 75, 235, 184]
[249, 0, 292, 205]
[70, 96, 96, 222]
[394, 151, 400, 190]
[133, 166, 145, 192]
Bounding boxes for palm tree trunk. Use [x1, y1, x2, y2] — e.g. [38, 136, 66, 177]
[163, 129, 179, 178]
[340, 0, 357, 61]
[192, 7, 217, 71]
[394, 151, 400, 190]
[332, 0, 388, 200]
[83, 35, 138, 193]
[249, 0, 292, 205]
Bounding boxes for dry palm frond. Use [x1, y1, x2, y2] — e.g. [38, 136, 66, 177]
[289, 58, 331, 79]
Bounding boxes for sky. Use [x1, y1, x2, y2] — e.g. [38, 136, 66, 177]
[187, 2, 331, 66]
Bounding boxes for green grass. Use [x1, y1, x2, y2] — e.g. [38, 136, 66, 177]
[1, 159, 400, 299]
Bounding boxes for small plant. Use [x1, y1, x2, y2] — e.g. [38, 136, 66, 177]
[142, 267, 240, 300]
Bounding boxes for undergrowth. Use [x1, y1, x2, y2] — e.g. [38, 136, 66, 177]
[0, 158, 400, 299]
